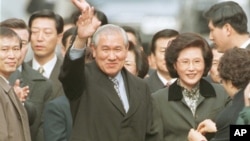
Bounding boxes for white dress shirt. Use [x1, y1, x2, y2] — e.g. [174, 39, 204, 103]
[157, 71, 176, 86]
[32, 55, 57, 78]
[240, 38, 250, 49]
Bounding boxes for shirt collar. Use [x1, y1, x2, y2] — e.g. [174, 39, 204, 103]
[240, 38, 250, 49]
[157, 71, 176, 85]
[32, 55, 57, 78]
[18, 65, 22, 72]
[168, 79, 216, 101]
[0, 75, 9, 84]
[110, 71, 122, 82]
[177, 79, 200, 98]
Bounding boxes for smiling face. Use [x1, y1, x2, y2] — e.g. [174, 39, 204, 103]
[30, 18, 59, 61]
[174, 47, 205, 90]
[92, 33, 128, 77]
[0, 36, 21, 79]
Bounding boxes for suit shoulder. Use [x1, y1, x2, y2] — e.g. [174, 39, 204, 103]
[47, 96, 69, 105]
[22, 63, 49, 81]
[46, 96, 69, 109]
[127, 70, 147, 84]
[210, 83, 226, 93]
[144, 71, 157, 81]
[152, 88, 168, 98]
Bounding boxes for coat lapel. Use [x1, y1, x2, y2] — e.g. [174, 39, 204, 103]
[91, 62, 126, 115]
[99, 77, 126, 115]
[90, 62, 142, 117]
[122, 70, 140, 118]
[0, 77, 23, 119]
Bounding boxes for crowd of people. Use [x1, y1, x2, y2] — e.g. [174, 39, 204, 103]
[0, 0, 250, 141]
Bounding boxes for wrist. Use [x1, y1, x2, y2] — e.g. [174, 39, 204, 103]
[74, 36, 87, 49]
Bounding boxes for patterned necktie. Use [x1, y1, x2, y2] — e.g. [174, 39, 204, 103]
[109, 77, 125, 109]
[38, 67, 44, 74]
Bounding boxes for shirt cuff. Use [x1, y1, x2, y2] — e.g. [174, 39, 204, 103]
[69, 45, 85, 60]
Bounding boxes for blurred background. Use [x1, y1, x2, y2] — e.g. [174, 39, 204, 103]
[1, 0, 250, 53]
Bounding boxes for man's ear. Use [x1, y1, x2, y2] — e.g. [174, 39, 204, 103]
[57, 33, 63, 44]
[223, 23, 233, 36]
[90, 44, 96, 57]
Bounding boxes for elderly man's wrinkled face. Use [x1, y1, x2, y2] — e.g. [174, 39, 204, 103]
[92, 33, 128, 77]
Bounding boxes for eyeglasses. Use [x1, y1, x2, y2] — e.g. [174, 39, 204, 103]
[177, 59, 204, 68]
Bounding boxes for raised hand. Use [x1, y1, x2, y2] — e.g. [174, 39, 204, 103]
[13, 79, 29, 103]
[71, 0, 101, 48]
[71, 0, 90, 12]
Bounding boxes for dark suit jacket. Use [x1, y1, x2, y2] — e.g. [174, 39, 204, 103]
[28, 57, 64, 100]
[147, 79, 230, 141]
[203, 75, 214, 83]
[0, 77, 31, 141]
[49, 58, 65, 98]
[144, 70, 165, 93]
[59, 52, 152, 141]
[44, 95, 72, 141]
[9, 63, 53, 141]
[212, 88, 245, 141]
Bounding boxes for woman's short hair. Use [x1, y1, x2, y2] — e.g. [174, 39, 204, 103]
[218, 47, 250, 89]
[165, 32, 212, 78]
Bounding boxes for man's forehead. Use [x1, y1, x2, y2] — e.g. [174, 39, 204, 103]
[0, 37, 20, 46]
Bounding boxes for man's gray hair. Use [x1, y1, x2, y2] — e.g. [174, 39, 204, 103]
[92, 24, 129, 47]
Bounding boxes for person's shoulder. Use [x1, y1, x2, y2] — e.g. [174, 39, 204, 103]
[85, 61, 97, 72]
[144, 70, 157, 81]
[48, 95, 69, 104]
[22, 63, 49, 81]
[208, 81, 229, 102]
[127, 70, 145, 82]
[45, 96, 69, 109]
[152, 87, 168, 98]
[210, 82, 225, 92]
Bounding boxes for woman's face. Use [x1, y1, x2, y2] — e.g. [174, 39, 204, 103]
[124, 50, 137, 76]
[174, 47, 205, 90]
